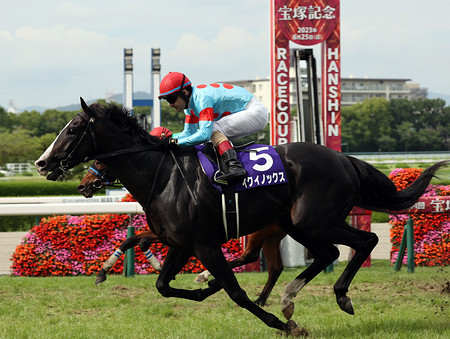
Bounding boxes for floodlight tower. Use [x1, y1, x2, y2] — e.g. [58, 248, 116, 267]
[151, 48, 161, 129]
[123, 48, 133, 114]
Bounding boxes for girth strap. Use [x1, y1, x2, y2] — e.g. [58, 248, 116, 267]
[221, 186, 240, 241]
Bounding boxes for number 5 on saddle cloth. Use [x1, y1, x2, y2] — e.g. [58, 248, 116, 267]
[195, 143, 288, 240]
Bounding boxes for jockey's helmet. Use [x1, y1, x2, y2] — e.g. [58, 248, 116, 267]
[158, 72, 191, 101]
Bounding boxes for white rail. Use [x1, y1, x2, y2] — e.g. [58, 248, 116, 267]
[0, 202, 144, 216]
[0, 196, 124, 204]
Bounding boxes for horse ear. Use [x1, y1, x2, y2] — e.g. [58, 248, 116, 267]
[80, 97, 97, 119]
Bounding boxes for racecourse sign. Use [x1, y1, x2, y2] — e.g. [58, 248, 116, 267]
[270, 0, 341, 150]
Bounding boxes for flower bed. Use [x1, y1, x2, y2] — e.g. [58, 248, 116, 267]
[389, 168, 450, 266]
[11, 196, 243, 276]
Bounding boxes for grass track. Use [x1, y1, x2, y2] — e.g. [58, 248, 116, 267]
[0, 261, 449, 338]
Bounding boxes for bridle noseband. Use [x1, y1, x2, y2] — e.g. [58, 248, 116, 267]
[59, 111, 97, 173]
[53, 108, 198, 209]
[88, 161, 120, 189]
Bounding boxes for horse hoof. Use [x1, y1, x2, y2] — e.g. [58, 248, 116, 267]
[282, 300, 295, 320]
[338, 296, 354, 315]
[286, 320, 309, 337]
[207, 279, 222, 292]
[254, 298, 266, 307]
[95, 270, 107, 285]
[194, 275, 208, 284]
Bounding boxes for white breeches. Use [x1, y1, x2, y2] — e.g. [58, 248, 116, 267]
[212, 96, 268, 140]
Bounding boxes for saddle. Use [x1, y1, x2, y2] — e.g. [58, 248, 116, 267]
[201, 141, 255, 184]
[195, 142, 288, 240]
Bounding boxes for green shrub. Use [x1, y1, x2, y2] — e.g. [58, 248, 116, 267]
[371, 211, 389, 223]
[0, 216, 41, 232]
[0, 181, 82, 231]
[0, 181, 80, 197]
[395, 163, 411, 168]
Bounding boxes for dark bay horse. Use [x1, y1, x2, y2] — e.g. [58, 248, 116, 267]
[77, 160, 163, 282]
[78, 160, 286, 305]
[35, 98, 447, 336]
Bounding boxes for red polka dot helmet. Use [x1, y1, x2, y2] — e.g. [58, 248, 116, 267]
[158, 72, 192, 99]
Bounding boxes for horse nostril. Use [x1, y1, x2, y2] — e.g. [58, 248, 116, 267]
[35, 160, 47, 168]
[77, 185, 86, 192]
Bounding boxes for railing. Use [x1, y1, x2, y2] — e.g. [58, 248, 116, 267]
[345, 151, 450, 163]
[0, 196, 143, 277]
[0, 196, 143, 216]
[393, 196, 450, 273]
[0, 202, 144, 216]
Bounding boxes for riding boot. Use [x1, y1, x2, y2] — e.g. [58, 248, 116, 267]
[216, 149, 247, 182]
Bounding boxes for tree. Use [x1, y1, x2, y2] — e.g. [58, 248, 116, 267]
[342, 98, 394, 151]
[13, 110, 42, 135]
[0, 106, 15, 132]
[38, 109, 78, 136]
[0, 129, 42, 166]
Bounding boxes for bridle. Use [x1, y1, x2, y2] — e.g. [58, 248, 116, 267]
[54, 108, 199, 209]
[58, 111, 161, 173]
[88, 160, 121, 189]
[59, 111, 97, 173]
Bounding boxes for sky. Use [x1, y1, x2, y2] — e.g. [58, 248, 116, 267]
[1, 0, 450, 110]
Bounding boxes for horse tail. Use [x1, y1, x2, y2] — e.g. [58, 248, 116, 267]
[346, 156, 449, 213]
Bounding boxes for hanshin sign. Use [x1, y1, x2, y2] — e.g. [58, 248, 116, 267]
[270, 0, 341, 151]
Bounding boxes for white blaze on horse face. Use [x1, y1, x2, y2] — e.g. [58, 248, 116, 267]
[34, 120, 73, 174]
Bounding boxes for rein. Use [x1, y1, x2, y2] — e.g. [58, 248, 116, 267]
[59, 112, 161, 171]
[60, 111, 200, 209]
[88, 162, 121, 188]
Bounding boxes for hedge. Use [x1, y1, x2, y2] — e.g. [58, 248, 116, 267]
[0, 181, 100, 232]
[0, 181, 81, 197]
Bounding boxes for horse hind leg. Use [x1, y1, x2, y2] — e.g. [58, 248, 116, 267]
[195, 245, 303, 336]
[281, 239, 339, 320]
[331, 221, 378, 315]
[95, 232, 153, 285]
[138, 236, 163, 271]
[278, 216, 340, 320]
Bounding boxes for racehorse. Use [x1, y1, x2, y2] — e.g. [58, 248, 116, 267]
[77, 160, 119, 198]
[35, 98, 447, 336]
[78, 160, 286, 305]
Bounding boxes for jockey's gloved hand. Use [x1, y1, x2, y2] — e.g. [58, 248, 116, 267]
[159, 137, 179, 150]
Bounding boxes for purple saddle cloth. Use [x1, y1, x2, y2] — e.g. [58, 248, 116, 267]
[194, 144, 288, 193]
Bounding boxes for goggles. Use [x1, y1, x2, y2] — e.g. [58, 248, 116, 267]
[163, 74, 186, 104]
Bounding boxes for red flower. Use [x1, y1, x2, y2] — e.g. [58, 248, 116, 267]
[10, 196, 243, 276]
[389, 168, 449, 267]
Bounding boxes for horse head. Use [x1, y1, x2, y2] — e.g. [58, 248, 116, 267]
[77, 160, 117, 198]
[34, 97, 110, 181]
[35, 97, 162, 181]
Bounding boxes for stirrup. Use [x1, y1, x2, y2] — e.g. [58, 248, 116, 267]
[216, 168, 247, 183]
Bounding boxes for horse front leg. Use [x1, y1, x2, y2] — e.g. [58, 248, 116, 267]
[195, 245, 305, 337]
[194, 238, 262, 283]
[155, 247, 222, 301]
[254, 232, 285, 306]
[138, 234, 163, 271]
[96, 231, 157, 285]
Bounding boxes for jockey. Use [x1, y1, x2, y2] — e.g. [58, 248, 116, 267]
[158, 72, 269, 183]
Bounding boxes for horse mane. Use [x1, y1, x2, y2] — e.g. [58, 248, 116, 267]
[92, 103, 160, 145]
